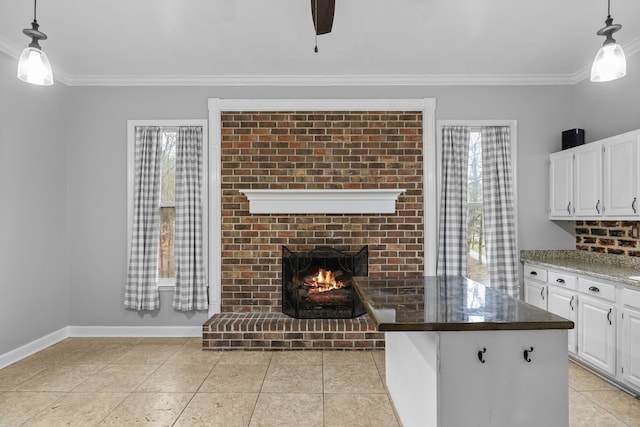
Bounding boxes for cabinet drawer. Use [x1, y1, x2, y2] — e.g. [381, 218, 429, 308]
[578, 278, 616, 302]
[623, 287, 640, 308]
[548, 271, 577, 289]
[524, 264, 548, 282]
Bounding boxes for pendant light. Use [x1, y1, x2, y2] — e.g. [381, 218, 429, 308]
[17, 0, 53, 86]
[590, 0, 626, 83]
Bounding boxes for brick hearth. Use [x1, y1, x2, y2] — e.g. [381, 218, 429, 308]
[203, 109, 424, 350]
[203, 312, 384, 350]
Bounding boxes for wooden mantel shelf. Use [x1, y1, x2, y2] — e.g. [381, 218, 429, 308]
[239, 189, 406, 214]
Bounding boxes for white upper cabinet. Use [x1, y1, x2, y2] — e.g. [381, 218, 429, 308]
[549, 151, 574, 218]
[604, 133, 640, 217]
[550, 129, 640, 220]
[573, 143, 603, 217]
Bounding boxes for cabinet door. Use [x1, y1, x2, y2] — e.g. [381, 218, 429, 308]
[548, 285, 578, 354]
[574, 143, 603, 217]
[578, 294, 616, 375]
[622, 306, 640, 392]
[524, 279, 546, 310]
[549, 151, 574, 218]
[438, 330, 569, 427]
[604, 133, 640, 217]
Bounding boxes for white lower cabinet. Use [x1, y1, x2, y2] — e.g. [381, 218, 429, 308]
[522, 262, 640, 394]
[622, 289, 640, 391]
[548, 285, 578, 354]
[386, 330, 569, 427]
[577, 294, 616, 376]
[524, 278, 547, 310]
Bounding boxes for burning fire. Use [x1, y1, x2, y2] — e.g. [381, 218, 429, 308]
[306, 269, 346, 294]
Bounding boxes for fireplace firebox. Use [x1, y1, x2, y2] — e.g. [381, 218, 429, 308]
[282, 246, 368, 319]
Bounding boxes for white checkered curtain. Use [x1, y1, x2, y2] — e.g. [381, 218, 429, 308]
[481, 126, 518, 298]
[437, 126, 470, 276]
[173, 126, 208, 311]
[125, 126, 162, 310]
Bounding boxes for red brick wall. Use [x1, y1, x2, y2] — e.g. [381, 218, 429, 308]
[576, 220, 640, 256]
[220, 111, 424, 312]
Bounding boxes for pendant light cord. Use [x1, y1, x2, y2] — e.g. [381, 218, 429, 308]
[607, 0, 611, 17]
[34, 0, 38, 21]
[314, 0, 318, 53]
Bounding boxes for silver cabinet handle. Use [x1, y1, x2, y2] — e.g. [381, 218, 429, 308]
[633, 197, 637, 214]
[607, 308, 612, 325]
[596, 199, 601, 214]
[569, 295, 575, 311]
[540, 287, 545, 300]
[567, 202, 572, 214]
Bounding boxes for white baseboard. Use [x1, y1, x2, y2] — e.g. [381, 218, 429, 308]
[0, 327, 70, 369]
[0, 326, 202, 368]
[68, 326, 202, 337]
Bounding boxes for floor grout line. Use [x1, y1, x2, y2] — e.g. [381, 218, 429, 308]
[4, 340, 640, 426]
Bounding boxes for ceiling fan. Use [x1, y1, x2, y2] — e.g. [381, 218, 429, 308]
[311, 0, 335, 52]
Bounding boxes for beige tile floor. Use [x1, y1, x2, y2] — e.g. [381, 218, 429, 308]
[0, 338, 637, 426]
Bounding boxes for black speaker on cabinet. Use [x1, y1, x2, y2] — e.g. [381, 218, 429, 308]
[562, 128, 585, 150]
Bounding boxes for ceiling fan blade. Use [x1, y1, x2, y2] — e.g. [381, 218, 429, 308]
[311, 0, 335, 35]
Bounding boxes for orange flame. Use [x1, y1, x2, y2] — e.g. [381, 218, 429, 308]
[307, 269, 345, 294]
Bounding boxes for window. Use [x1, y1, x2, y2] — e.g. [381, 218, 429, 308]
[437, 120, 519, 297]
[466, 131, 488, 284]
[127, 120, 208, 289]
[159, 130, 176, 281]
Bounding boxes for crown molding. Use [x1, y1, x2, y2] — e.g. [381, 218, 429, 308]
[624, 36, 640, 56]
[0, 37, 20, 59]
[65, 73, 577, 87]
[2, 36, 639, 88]
[213, 98, 435, 111]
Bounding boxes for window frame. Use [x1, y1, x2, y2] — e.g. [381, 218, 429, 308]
[435, 120, 519, 279]
[127, 119, 209, 290]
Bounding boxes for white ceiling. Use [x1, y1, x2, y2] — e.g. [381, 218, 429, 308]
[1, 0, 639, 86]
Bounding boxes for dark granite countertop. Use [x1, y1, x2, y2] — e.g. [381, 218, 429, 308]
[521, 250, 640, 287]
[353, 276, 574, 332]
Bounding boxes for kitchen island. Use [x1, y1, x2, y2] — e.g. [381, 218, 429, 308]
[353, 276, 574, 427]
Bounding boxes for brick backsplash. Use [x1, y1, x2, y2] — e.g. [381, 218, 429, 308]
[576, 220, 640, 256]
[220, 111, 424, 313]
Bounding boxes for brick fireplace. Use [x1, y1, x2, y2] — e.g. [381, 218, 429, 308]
[203, 99, 434, 350]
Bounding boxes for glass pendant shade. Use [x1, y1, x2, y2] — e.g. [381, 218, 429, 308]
[17, 46, 53, 86]
[590, 42, 627, 82]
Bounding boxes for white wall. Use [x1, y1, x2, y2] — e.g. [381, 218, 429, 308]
[422, 85, 577, 251]
[573, 52, 640, 142]
[5, 48, 636, 353]
[0, 52, 70, 354]
[66, 87, 211, 327]
[66, 84, 576, 326]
